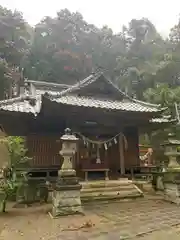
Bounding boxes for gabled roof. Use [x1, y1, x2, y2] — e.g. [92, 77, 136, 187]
[46, 72, 161, 109]
[49, 72, 131, 99]
[0, 72, 168, 115]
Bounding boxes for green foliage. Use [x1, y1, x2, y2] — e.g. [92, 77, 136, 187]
[1, 5, 180, 152]
[2, 136, 30, 169]
[0, 136, 30, 212]
[0, 5, 180, 121]
[0, 5, 179, 104]
[0, 58, 8, 100]
[0, 179, 16, 212]
[23, 9, 126, 83]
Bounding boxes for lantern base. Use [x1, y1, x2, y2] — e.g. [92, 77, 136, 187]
[51, 175, 83, 217]
[164, 182, 180, 205]
[163, 170, 180, 205]
[58, 169, 76, 177]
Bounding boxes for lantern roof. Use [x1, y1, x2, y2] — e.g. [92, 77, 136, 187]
[161, 133, 180, 146]
[60, 128, 79, 141]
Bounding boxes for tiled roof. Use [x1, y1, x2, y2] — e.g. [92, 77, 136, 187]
[0, 94, 163, 115]
[150, 117, 176, 123]
[0, 73, 166, 115]
[51, 95, 162, 112]
[0, 95, 41, 115]
[47, 72, 160, 109]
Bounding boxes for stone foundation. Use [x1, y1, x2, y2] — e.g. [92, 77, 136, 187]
[51, 176, 83, 217]
[52, 189, 83, 216]
[156, 176, 164, 191]
[163, 170, 180, 205]
[164, 183, 180, 204]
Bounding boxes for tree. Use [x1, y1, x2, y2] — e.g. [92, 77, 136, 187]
[24, 9, 126, 84]
[0, 59, 8, 99]
[1, 5, 180, 111]
[0, 6, 31, 99]
[144, 84, 180, 118]
[153, 18, 180, 88]
[115, 18, 168, 98]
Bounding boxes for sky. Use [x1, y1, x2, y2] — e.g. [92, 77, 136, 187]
[0, 0, 180, 36]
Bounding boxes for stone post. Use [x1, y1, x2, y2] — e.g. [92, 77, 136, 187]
[51, 128, 83, 217]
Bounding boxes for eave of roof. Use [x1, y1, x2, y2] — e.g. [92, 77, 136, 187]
[0, 93, 170, 118]
[0, 95, 41, 116]
[48, 95, 163, 113]
[150, 117, 177, 124]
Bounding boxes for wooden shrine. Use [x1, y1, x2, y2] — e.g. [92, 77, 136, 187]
[0, 72, 173, 180]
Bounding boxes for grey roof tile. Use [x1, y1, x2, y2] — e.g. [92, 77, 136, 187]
[52, 95, 161, 112]
[0, 73, 166, 114]
[150, 117, 176, 123]
[36, 89, 62, 96]
[0, 95, 42, 115]
[48, 72, 160, 109]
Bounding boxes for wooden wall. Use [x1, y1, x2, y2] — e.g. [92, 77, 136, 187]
[25, 126, 140, 176]
[77, 140, 119, 169]
[26, 135, 62, 168]
[18, 124, 140, 180]
[124, 126, 140, 169]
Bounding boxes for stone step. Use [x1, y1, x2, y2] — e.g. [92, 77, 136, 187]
[81, 185, 136, 194]
[81, 189, 143, 202]
[80, 180, 143, 202]
[80, 180, 133, 189]
[48, 180, 143, 203]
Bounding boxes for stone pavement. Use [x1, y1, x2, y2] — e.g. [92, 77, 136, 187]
[1, 196, 180, 239]
[48, 197, 180, 240]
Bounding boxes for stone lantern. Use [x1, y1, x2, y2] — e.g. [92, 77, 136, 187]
[163, 133, 180, 169]
[59, 128, 78, 177]
[162, 133, 180, 204]
[51, 128, 83, 217]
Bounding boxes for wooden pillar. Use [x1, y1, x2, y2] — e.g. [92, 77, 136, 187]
[119, 134, 125, 175]
[74, 141, 80, 172]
